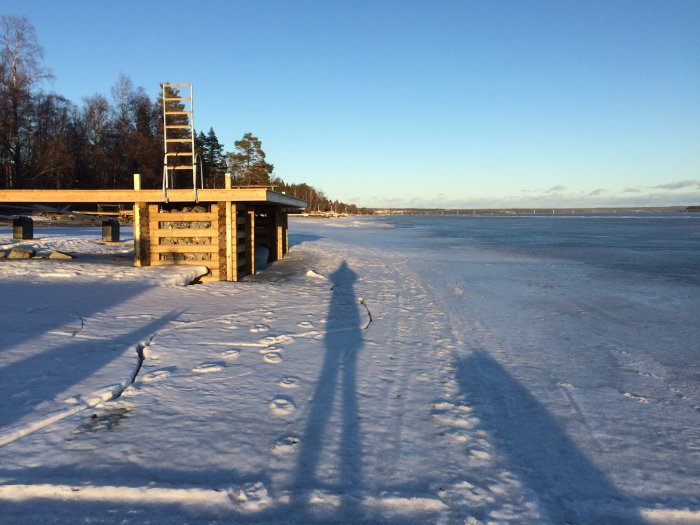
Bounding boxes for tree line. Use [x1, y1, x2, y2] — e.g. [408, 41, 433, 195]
[0, 16, 366, 214]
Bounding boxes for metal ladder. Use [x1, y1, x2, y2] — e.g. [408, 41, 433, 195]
[161, 83, 202, 202]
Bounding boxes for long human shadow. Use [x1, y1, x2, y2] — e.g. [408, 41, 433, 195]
[456, 351, 643, 524]
[292, 261, 364, 520]
[0, 310, 180, 430]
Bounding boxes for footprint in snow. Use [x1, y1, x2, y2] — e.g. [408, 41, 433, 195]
[269, 397, 296, 416]
[272, 435, 301, 455]
[228, 482, 272, 512]
[142, 369, 170, 382]
[277, 376, 301, 388]
[469, 449, 491, 460]
[297, 321, 314, 328]
[446, 429, 471, 443]
[259, 334, 294, 346]
[220, 349, 240, 360]
[447, 283, 466, 298]
[431, 401, 478, 429]
[263, 352, 283, 364]
[250, 324, 270, 333]
[192, 362, 224, 374]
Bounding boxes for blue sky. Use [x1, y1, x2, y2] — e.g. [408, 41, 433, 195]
[3, 0, 699, 207]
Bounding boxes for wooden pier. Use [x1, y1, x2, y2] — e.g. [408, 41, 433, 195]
[0, 174, 306, 282]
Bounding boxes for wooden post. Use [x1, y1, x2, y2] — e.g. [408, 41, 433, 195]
[267, 208, 278, 263]
[133, 174, 142, 266]
[246, 208, 255, 275]
[216, 202, 226, 281]
[276, 208, 284, 260]
[282, 211, 289, 255]
[224, 173, 235, 281]
[146, 204, 158, 266]
[230, 203, 238, 281]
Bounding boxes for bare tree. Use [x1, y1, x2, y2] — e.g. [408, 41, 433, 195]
[0, 15, 50, 187]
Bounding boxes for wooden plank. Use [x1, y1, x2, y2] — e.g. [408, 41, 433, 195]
[148, 228, 216, 238]
[145, 204, 158, 266]
[151, 245, 217, 254]
[133, 174, 142, 266]
[153, 212, 214, 221]
[211, 203, 223, 281]
[225, 175, 237, 281]
[246, 209, 255, 276]
[226, 202, 234, 281]
[0, 188, 306, 207]
[276, 209, 284, 260]
[150, 259, 216, 266]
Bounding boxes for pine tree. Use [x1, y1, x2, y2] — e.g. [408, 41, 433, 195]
[203, 127, 224, 187]
[225, 132, 273, 186]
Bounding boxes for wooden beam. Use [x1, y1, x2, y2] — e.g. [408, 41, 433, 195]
[152, 212, 215, 223]
[0, 188, 306, 208]
[148, 228, 216, 238]
[246, 208, 255, 276]
[277, 209, 284, 260]
[150, 245, 216, 254]
[283, 211, 289, 255]
[212, 203, 224, 281]
[224, 173, 235, 282]
[144, 204, 158, 266]
[150, 259, 214, 267]
[133, 174, 142, 267]
[232, 202, 238, 281]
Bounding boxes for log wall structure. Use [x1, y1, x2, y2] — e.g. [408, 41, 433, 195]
[0, 174, 304, 282]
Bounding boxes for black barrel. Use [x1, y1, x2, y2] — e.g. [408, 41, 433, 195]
[12, 216, 33, 240]
[102, 219, 120, 242]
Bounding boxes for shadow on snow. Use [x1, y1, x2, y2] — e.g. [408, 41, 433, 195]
[291, 260, 365, 521]
[456, 350, 644, 524]
[0, 281, 179, 429]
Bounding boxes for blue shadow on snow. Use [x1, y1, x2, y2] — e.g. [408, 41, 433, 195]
[456, 350, 644, 524]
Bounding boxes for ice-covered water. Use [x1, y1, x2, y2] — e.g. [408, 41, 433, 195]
[321, 213, 700, 282]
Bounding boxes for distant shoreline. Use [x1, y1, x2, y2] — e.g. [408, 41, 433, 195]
[296, 206, 696, 218]
[369, 206, 694, 216]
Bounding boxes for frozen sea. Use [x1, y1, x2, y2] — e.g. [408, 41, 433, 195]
[0, 212, 698, 524]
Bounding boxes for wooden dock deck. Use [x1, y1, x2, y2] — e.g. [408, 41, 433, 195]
[0, 176, 306, 282]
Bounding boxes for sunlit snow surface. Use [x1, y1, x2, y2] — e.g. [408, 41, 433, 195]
[0, 214, 698, 524]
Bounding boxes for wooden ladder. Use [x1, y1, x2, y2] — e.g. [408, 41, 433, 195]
[161, 83, 200, 201]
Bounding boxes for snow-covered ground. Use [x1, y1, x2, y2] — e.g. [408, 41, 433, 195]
[0, 215, 698, 524]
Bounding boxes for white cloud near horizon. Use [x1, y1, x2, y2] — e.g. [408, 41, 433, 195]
[652, 179, 700, 190]
[359, 179, 700, 209]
